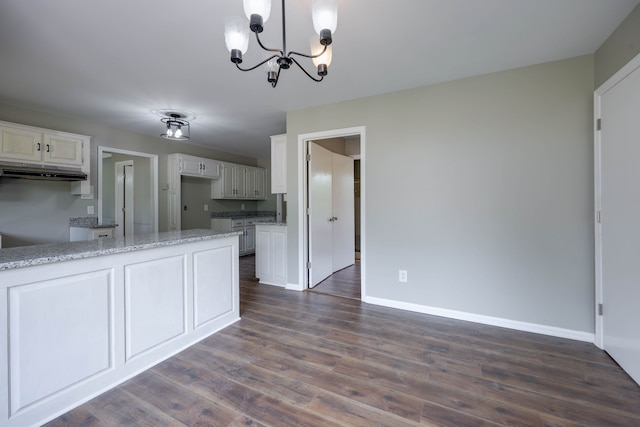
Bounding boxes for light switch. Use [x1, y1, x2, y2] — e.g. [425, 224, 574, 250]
[87, 205, 95, 215]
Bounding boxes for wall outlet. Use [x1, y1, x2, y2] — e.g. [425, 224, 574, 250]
[87, 205, 95, 215]
[241, 204, 245, 210]
[204, 204, 209, 212]
[399, 270, 408, 283]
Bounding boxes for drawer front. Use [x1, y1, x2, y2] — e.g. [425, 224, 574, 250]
[89, 229, 113, 240]
[232, 219, 245, 227]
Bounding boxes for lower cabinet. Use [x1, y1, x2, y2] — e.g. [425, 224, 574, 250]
[0, 237, 239, 427]
[212, 217, 273, 256]
[255, 224, 287, 287]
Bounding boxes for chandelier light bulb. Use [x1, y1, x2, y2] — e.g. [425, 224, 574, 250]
[174, 126, 182, 138]
[311, 0, 338, 35]
[243, 0, 271, 22]
[166, 124, 174, 137]
[224, 16, 250, 54]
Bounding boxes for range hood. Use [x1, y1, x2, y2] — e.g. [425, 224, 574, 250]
[0, 161, 87, 181]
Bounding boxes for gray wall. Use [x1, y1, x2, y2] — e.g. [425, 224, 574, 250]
[0, 102, 262, 247]
[595, 3, 640, 88]
[286, 55, 595, 333]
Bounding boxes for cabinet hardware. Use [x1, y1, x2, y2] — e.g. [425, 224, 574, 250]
[37, 142, 41, 151]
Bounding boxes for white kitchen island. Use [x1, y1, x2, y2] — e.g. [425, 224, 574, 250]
[0, 230, 240, 427]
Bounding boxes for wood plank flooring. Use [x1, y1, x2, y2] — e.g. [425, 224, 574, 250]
[310, 260, 361, 300]
[46, 255, 640, 426]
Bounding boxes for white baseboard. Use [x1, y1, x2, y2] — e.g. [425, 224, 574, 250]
[285, 282, 304, 291]
[363, 296, 595, 343]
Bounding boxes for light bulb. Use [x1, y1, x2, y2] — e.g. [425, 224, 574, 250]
[175, 126, 182, 138]
[166, 124, 174, 137]
[243, 0, 271, 22]
[310, 36, 332, 68]
[224, 16, 249, 54]
[311, 0, 338, 35]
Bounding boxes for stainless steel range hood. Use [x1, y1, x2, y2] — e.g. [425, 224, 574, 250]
[0, 161, 87, 181]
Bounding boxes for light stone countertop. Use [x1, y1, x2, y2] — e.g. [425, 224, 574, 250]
[254, 222, 287, 226]
[0, 229, 240, 271]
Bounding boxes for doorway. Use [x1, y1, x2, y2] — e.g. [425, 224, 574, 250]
[297, 127, 365, 299]
[97, 146, 159, 236]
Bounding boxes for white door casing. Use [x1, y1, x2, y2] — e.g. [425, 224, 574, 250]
[308, 142, 333, 287]
[594, 52, 640, 386]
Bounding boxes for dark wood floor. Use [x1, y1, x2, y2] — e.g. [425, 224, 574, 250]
[310, 260, 361, 300]
[47, 256, 640, 426]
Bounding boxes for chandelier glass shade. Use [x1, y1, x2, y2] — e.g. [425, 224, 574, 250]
[224, 0, 338, 87]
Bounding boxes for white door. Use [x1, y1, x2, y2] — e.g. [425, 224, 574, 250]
[600, 62, 640, 385]
[308, 143, 333, 287]
[332, 152, 355, 271]
[115, 161, 134, 238]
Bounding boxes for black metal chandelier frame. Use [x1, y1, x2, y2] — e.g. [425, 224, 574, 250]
[229, 0, 333, 88]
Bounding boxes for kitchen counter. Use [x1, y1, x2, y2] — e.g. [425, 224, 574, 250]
[210, 210, 275, 219]
[0, 228, 240, 427]
[0, 229, 239, 270]
[69, 216, 118, 229]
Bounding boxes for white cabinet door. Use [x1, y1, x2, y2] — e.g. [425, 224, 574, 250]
[270, 134, 287, 194]
[0, 125, 43, 163]
[180, 155, 203, 176]
[43, 134, 84, 166]
[201, 158, 221, 179]
[245, 226, 256, 253]
[253, 168, 266, 199]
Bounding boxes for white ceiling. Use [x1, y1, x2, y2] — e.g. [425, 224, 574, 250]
[0, 0, 638, 158]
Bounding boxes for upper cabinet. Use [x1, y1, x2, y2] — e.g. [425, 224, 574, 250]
[212, 163, 266, 200]
[176, 154, 221, 179]
[0, 122, 87, 167]
[0, 120, 91, 195]
[270, 134, 286, 194]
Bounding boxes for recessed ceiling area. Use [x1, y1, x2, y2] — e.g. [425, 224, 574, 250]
[0, 0, 638, 157]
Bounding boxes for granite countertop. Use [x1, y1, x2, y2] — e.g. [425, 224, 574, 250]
[0, 229, 240, 271]
[210, 210, 276, 219]
[254, 221, 287, 226]
[69, 217, 118, 229]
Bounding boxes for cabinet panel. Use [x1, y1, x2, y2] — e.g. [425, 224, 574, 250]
[0, 126, 42, 163]
[194, 246, 234, 328]
[180, 155, 203, 176]
[8, 270, 113, 414]
[201, 158, 221, 178]
[43, 134, 83, 166]
[124, 255, 186, 360]
[271, 134, 287, 194]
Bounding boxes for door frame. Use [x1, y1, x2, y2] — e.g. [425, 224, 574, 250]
[97, 146, 159, 234]
[297, 126, 366, 297]
[594, 51, 640, 349]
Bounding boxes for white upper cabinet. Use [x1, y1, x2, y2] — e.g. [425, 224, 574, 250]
[212, 163, 265, 200]
[0, 122, 88, 167]
[270, 134, 287, 194]
[177, 154, 221, 179]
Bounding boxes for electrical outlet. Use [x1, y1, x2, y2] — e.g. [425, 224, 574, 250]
[204, 204, 209, 212]
[399, 270, 408, 283]
[241, 204, 245, 210]
[87, 205, 95, 215]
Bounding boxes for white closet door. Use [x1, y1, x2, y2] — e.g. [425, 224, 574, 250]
[601, 62, 640, 386]
[332, 152, 355, 272]
[308, 143, 333, 287]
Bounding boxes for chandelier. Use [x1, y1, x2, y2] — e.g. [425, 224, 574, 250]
[224, 0, 338, 88]
[159, 112, 190, 141]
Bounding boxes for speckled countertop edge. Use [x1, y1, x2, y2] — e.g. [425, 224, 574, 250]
[0, 229, 241, 271]
[254, 222, 287, 226]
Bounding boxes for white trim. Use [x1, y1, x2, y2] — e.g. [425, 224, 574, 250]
[593, 51, 640, 349]
[297, 126, 366, 298]
[97, 146, 159, 234]
[364, 296, 595, 343]
[285, 282, 304, 292]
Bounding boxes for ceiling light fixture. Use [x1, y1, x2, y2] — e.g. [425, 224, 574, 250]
[224, 0, 337, 88]
[159, 112, 190, 141]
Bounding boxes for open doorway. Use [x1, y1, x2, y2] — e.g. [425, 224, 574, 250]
[98, 146, 159, 236]
[297, 127, 365, 300]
